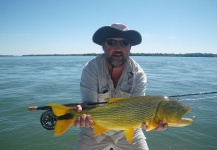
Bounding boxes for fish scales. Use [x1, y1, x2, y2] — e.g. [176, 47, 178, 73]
[49, 95, 193, 143]
[82, 96, 163, 129]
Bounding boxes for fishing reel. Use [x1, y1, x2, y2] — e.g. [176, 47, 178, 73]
[40, 110, 57, 130]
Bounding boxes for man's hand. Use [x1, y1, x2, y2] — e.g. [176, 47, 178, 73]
[154, 121, 168, 131]
[74, 105, 93, 128]
[141, 121, 168, 131]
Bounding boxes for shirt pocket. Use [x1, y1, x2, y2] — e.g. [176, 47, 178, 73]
[120, 79, 133, 93]
[98, 90, 111, 102]
[120, 90, 132, 98]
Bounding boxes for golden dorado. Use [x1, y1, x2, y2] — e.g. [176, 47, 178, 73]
[49, 96, 193, 143]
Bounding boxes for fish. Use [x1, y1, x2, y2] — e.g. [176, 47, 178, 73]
[49, 96, 193, 143]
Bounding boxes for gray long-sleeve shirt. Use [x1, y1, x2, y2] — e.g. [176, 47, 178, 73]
[79, 54, 147, 143]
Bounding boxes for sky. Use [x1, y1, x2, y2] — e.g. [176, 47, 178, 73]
[0, 0, 217, 55]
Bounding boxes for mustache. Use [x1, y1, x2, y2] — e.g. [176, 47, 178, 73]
[112, 51, 124, 55]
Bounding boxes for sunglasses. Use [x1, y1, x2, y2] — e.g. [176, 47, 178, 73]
[105, 39, 131, 47]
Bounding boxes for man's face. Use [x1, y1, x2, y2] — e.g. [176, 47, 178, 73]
[103, 38, 131, 67]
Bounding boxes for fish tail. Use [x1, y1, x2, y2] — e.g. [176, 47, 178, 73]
[49, 103, 76, 136]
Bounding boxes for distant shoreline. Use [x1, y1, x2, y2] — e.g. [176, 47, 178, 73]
[1, 53, 217, 57]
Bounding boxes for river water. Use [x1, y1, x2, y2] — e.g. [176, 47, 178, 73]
[0, 56, 217, 150]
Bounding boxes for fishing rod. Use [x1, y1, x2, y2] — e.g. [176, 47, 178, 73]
[168, 91, 217, 97]
[28, 102, 108, 130]
[28, 91, 217, 130]
[28, 91, 217, 112]
[28, 102, 107, 112]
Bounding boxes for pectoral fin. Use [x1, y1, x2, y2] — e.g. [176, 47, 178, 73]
[146, 118, 159, 131]
[124, 128, 135, 143]
[93, 124, 108, 136]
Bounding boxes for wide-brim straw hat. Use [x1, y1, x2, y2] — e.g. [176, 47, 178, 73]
[92, 23, 142, 46]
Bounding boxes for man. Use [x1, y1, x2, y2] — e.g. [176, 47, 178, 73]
[75, 23, 167, 150]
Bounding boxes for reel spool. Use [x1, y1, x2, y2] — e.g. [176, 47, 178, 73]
[40, 110, 57, 130]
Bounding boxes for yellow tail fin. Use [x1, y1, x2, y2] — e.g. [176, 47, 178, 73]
[49, 103, 76, 136]
[49, 103, 72, 116]
[54, 120, 74, 136]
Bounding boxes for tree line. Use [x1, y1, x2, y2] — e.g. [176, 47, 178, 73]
[1, 53, 217, 57]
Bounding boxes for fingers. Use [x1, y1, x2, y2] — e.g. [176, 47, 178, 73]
[74, 114, 93, 128]
[74, 105, 93, 128]
[154, 121, 168, 131]
[74, 116, 81, 127]
[141, 122, 147, 130]
[141, 121, 168, 131]
[76, 105, 82, 112]
[85, 115, 93, 128]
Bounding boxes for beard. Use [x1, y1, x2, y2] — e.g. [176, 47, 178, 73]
[106, 51, 128, 67]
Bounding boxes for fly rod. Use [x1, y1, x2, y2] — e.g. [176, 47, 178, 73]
[168, 91, 217, 97]
[28, 91, 217, 112]
[28, 102, 107, 112]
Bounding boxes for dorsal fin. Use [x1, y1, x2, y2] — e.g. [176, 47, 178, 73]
[106, 98, 125, 104]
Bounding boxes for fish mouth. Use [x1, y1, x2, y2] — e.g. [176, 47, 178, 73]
[169, 117, 193, 127]
[186, 106, 192, 113]
[176, 117, 193, 127]
[182, 105, 192, 118]
[175, 107, 193, 127]
[168, 105, 193, 127]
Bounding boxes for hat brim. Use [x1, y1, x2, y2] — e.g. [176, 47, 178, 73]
[92, 26, 142, 46]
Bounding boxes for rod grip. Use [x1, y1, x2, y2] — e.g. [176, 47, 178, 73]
[28, 106, 52, 112]
[28, 106, 38, 112]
